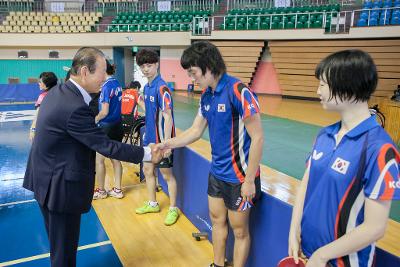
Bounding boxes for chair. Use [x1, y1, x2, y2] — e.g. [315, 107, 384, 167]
[28, 77, 38, 83]
[8, 77, 20, 84]
[357, 18, 367, 26]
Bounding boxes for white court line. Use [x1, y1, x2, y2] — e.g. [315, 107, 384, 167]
[0, 199, 35, 207]
[0, 240, 112, 266]
[0, 110, 35, 123]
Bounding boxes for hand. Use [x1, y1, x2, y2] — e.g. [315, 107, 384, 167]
[306, 250, 327, 267]
[288, 228, 301, 264]
[148, 143, 162, 163]
[241, 180, 255, 203]
[163, 149, 172, 158]
[29, 131, 35, 142]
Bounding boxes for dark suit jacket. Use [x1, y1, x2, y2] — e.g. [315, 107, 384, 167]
[23, 80, 144, 214]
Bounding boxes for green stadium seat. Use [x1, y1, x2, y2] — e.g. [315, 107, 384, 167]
[261, 21, 270, 29]
[296, 21, 305, 28]
[285, 21, 295, 29]
[271, 21, 279, 29]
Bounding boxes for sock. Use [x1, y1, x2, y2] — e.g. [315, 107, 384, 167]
[149, 201, 158, 207]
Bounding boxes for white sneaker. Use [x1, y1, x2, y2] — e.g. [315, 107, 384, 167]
[93, 188, 107, 200]
[108, 187, 124, 199]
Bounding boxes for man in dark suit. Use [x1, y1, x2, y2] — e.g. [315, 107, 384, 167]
[23, 47, 162, 267]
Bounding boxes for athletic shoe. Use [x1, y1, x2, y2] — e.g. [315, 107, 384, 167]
[93, 188, 107, 200]
[164, 207, 179, 226]
[135, 201, 160, 214]
[108, 187, 124, 199]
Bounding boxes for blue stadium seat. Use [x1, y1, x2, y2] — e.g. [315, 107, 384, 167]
[360, 11, 369, 20]
[357, 18, 368, 26]
[369, 17, 378, 25]
[383, 0, 392, 7]
[373, 0, 383, 8]
[379, 17, 390, 25]
[391, 16, 400, 24]
[363, 1, 373, 9]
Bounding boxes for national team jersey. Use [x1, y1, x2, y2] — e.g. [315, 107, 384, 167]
[121, 89, 139, 119]
[143, 74, 175, 146]
[199, 73, 260, 184]
[98, 77, 122, 126]
[301, 115, 400, 267]
[35, 91, 48, 108]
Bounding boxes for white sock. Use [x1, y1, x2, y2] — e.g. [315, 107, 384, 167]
[149, 201, 158, 207]
[169, 206, 177, 211]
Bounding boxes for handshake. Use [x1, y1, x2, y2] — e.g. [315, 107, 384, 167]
[147, 141, 173, 164]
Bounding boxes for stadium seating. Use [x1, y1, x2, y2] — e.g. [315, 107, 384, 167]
[107, 10, 210, 32]
[0, 11, 102, 33]
[219, 4, 340, 30]
[357, 0, 400, 26]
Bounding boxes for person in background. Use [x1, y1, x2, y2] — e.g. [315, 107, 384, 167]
[93, 60, 125, 199]
[29, 72, 58, 142]
[134, 48, 180, 226]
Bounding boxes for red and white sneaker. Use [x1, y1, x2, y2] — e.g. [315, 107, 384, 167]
[93, 188, 107, 200]
[108, 187, 124, 199]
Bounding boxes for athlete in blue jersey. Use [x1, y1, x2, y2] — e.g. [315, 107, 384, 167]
[93, 60, 125, 200]
[134, 49, 180, 226]
[157, 41, 264, 267]
[288, 50, 400, 267]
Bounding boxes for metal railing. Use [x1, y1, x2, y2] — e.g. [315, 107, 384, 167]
[351, 6, 400, 27]
[0, 0, 219, 15]
[193, 15, 212, 34]
[226, 0, 347, 10]
[1, 1, 100, 13]
[92, 21, 193, 32]
[208, 12, 336, 31]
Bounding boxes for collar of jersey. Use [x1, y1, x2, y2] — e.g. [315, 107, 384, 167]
[148, 74, 161, 87]
[206, 73, 229, 94]
[324, 114, 379, 139]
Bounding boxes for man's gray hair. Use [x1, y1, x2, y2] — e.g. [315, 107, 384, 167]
[70, 47, 105, 75]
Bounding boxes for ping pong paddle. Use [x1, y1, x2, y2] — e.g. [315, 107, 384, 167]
[277, 256, 306, 267]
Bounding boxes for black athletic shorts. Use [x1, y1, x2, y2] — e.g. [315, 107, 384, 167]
[100, 121, 124, 142]
[207, 173, 261, 211]
[155, 153, 173, 168]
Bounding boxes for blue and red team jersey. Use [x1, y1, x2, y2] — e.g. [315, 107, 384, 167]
[301, 115, 400, 267]
[143, 74, 175, 146]
[98, 77, 122, 126]
[198, 73, 260, 184]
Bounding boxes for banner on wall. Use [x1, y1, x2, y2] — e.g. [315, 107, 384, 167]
[50, 2, 65, 12]
[157, 1, 171, 11]
[274, 0, 291, 7]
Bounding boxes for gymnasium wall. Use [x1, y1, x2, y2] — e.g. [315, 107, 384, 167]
[160, 46, 192, 90]
[0, 59, 72, 84]
[251, 48, 281, 95]
[0, 48, 113, 59]
[269, 39, 400, 99]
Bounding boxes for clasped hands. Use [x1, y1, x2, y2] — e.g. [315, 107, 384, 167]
[147, 141, 172, 164]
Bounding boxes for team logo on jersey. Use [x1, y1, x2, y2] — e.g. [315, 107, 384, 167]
[247, 103, 255, 110]
[217, 104, 226, 112]
[389, 180, 400, 189]
[331, 157, 350, 175]
[312, 150, 323, 160]
[204, 105, 210, 111]
[150, 96, 155, 102]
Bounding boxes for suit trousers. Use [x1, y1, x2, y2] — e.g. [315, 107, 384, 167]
[40, 205, 81, 267]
